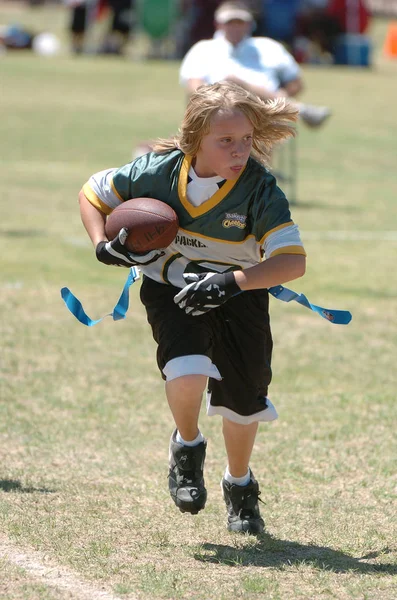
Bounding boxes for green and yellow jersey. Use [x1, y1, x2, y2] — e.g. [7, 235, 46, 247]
[83, 149, 305, 288]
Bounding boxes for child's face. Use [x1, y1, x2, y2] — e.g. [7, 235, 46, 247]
[194, 109, 253, 180]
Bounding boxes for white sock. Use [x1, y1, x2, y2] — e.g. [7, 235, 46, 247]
[176, 430, 204, 447]
[224, 466, 251, 486]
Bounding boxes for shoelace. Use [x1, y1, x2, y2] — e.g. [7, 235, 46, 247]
[179, 472, 195, 486]
[169, 466, 197, 486]
[235, 489, 265, 519]
[175, 456, 198, 487]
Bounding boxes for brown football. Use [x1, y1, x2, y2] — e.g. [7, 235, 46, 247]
[105, 197, 179, 253]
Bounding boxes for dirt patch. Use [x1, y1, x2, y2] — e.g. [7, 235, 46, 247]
[0, 534, 129, 600]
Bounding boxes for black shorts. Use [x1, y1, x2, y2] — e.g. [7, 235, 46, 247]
[70, 5, 87, 34]
[108, 0, 132, 35]
[70, 1, 131, 35]
[140, 276, 273, 420]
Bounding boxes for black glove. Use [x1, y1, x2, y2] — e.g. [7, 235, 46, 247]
[96, 228, 164, 268]
[174, 272, 241, 316]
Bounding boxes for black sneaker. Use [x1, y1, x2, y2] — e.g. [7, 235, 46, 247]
[168, 430, 207, 515]
[221, 471, 265, 534]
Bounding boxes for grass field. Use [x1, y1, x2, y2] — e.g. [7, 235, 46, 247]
[1, 4, 397, 600]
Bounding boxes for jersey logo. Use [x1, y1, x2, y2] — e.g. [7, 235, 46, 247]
[322, 310, 335, 322]
[222, 212, 247, 230]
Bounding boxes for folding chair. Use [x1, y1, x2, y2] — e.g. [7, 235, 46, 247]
[135, 0, 181, 58]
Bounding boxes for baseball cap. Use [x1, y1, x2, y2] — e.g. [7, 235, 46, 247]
[214, 3, 254, 24]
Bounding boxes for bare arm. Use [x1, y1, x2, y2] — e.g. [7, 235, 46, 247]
[234, 254, 306, 291]
[224, 75, 304, 101]
[79, 189, 164, 267]
[78, 189, 107, 248]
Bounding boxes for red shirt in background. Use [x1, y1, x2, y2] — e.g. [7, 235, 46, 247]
[327, 0, 370, 34]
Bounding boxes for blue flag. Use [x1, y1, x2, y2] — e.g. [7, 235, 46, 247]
[61, 270, 352, 327]
[60, 267, 140, 326]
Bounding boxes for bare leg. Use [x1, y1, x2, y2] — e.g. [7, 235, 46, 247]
[221, 418, 264, 534]
[223, 418, 258, 477]
[167, 374, 208, 514]
[165, 374, 207, 441]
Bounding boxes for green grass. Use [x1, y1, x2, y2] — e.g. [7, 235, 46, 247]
[1, 4, 397, 600]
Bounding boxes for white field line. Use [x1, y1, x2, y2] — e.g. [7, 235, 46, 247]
[0, 535, 130, 600]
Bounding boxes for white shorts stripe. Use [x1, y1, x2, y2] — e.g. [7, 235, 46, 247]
[206, 392, 278, 424]
[163, 355, 222, 381]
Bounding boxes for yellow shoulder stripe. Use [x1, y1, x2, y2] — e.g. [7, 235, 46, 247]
[270, 245, 307, 258]
[110, 177, 124, 202]
[83, 183, 113, 216]
[259, 221, 294, 244]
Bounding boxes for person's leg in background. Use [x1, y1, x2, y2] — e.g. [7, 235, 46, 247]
[69, 2, 88, 54]
[101, 0, 134, 54]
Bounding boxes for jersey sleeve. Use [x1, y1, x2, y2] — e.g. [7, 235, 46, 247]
[82, 168, 122, 215]
[82, 154, 154, 215]
[263, 223, 305, 259]
[251, 178, 306, 259]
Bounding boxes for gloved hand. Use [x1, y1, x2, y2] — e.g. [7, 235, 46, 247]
[96, 228, 164, 268]
[174, 272, 241, 316]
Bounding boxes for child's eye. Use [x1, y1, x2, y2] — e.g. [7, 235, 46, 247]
[220, 138, 232, 143]
[244, 135, 253, 142]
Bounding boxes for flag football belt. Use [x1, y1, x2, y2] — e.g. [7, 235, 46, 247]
[61, 268, 352, 327]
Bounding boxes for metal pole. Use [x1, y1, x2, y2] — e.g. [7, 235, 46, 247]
[84, 0, 100, 54]
[289, 135, 298, 205]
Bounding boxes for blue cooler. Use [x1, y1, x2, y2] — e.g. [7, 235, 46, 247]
[333, 34, 372, 66]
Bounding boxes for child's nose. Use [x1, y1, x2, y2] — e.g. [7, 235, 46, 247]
[232, 142, 245, 157]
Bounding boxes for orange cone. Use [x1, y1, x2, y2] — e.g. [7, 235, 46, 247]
[384, 22, 397, 58]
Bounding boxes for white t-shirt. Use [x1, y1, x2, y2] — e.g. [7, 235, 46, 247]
[186, 167, 226, 207]
[179, 35, 301, 93]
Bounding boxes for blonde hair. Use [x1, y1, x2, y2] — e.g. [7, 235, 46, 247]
[152, 81, 298, 166]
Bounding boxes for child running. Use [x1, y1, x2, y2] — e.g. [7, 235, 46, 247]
[78, 81, 306, 534]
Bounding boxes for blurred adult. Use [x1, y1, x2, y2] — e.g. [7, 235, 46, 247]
[179, 1, 330, 128]
[178, 0, 261, 57]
